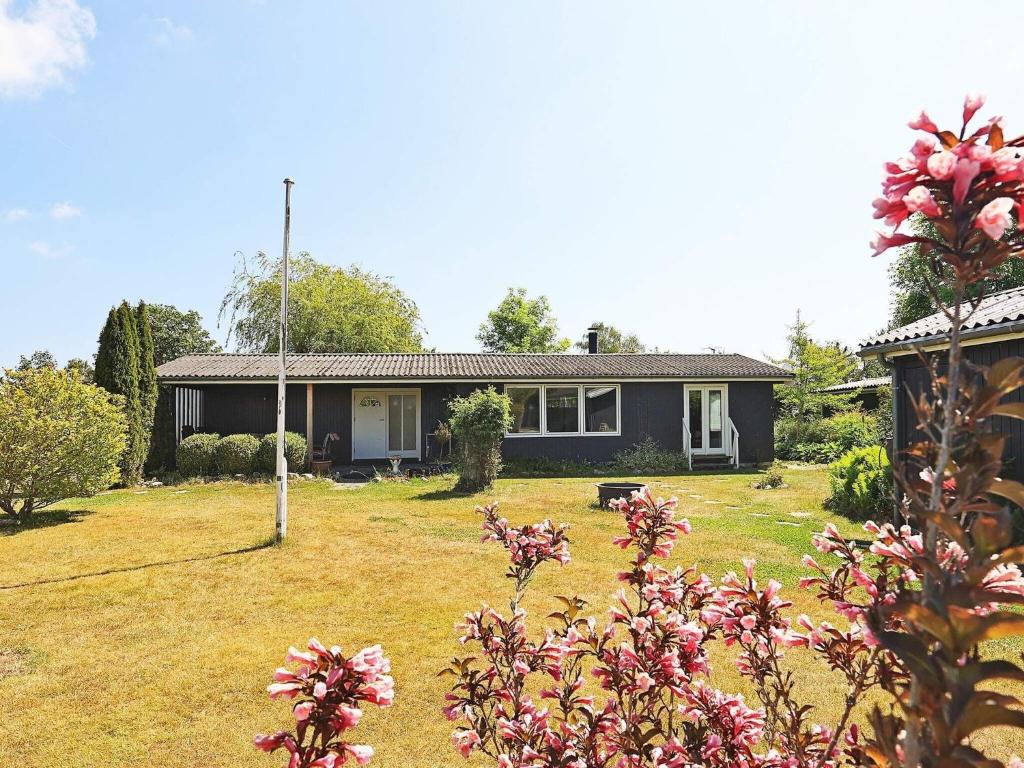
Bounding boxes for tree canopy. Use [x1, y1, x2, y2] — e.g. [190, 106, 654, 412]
[146, 303, 221, 366]
[219, 252, 424, 353]
[889, 213, 1024, 327]
[573, 322, 647, 353]
[772, 313, 859, 427]
[17, 350, 57, 370]
[477, 288, 570, 353]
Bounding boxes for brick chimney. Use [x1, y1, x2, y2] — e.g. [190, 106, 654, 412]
[586, 327, 599, 354]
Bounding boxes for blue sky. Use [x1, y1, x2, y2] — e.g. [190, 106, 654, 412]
[3, 0, 1024, 368]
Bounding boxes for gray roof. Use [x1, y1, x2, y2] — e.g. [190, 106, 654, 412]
[156, 352, 791, 382]
[818, 377, 890, 393]
[861, 286, 1024, 354]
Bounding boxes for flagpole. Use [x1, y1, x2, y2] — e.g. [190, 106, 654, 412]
[275, 178, 293, 544]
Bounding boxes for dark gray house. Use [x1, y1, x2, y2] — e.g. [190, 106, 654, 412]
[859, 286, 1024, 480]
[156, 349, 790, 468]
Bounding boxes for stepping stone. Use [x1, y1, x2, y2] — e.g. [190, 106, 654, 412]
[789, 511, 812, 518]
[173, 490, 189, 494]
[726, 506, 745, 510]
[133, 491, 148, 495]
[688, 494, 702, 499]
[749, 512, 770, 518]
[703, 500, 725, 505]
[776, 520, 800, 526]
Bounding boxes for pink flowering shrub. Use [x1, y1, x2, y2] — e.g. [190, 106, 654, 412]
[255, 638, 393, 767]
[444, 480, 1024, 766]
[442, 491, 903, 767]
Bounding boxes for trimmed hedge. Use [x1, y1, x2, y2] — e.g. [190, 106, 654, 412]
[257, 432, 309, 474]
[825, 446, 893, 521]
[214, 434, 260, 475]
[176, 433, 220, 477]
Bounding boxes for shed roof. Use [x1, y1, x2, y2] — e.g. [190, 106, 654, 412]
[818, 377, 890, 393]
[861, 286, 1024, 355]
[156, 352, 791, 382]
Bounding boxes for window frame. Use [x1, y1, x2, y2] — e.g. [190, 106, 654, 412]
[505, 384, 543, 436]
[582, 384, 621, 436]
[503, 383, 621, 438]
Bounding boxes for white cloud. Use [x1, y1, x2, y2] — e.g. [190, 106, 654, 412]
[29, 240, 71, 259]
[0, 0, 96, 99]
[50, 201, 81, 219]
[4, 207, 29, 221]
[149, 16, 193, 46]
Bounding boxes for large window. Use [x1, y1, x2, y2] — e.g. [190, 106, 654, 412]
[507, 386, 541, 434]
[545, 387, 580, 433]
[584, 386, 618, 433]
[505, 384, 619, 437]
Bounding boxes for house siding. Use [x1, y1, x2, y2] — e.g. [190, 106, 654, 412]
[727, 381, 776, 465]
[172, 379, 776, 467]
[893, 338, 1024, 481]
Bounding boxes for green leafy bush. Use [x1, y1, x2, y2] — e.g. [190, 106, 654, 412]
[176, 433, 220, 477]
[0, 367, 128, 522]
[214, 433, 260, 475]
[754, 463, 786, 489]
[449, 387, 511, 491]
[776, 411, 878, 463]
[825, 446, 893, 521]
[501, 456, 596, 477]
[257, 432, 309, 474]
[612, 436, 688, 474]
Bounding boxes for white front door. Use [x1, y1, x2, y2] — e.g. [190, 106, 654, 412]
[684, 384, 729, 455]
[352, 389, 421, 460]
[353, 390, 387, 459]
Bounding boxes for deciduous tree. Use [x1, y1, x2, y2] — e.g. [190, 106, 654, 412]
[0, 367, 126, 522]
[146, 303, 220, 366]
[220, 252, 424, 353]
[573, 321, 647, 353]
[476, 288, 570, 353]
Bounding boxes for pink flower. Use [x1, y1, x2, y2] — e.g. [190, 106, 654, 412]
[267, 682, 303, 700]
[903, 185, 940, 216]
[908, 109, 938, 133]
[254, 732, 289, 752]
[313, 681, 328, 700]
[926, 150, 956, 180]
[952, 158, 981, 205]
[451, 729, 481, 758]
[963, 91, 986, 125]
[976, 197, 1014, 240]
[990, 147, 1023, 176]
[347, 744, 375, 765]
[293, 701, 314, 721]
[335, 705, 363, 729]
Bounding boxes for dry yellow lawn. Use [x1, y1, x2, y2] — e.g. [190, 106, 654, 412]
[1, 468, 1020, 765]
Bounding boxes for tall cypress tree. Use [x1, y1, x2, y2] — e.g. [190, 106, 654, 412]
[136, 301, 158, 438]
[118, 301, 144, 483]
[95, 303, 144, 484]
[94, 307, 118, 392]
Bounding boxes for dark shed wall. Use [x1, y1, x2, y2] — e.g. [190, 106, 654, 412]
[893, 338, 1024, 481]
[200, 384, 306, 437]
[728, 381, 776, 464]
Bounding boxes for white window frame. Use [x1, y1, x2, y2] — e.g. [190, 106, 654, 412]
[506, 384, 543, 436]
[504, 383, 621, 438]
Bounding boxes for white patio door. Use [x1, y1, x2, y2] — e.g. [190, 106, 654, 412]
[352, 389, 421, 460]
[684, 385, 728, 455]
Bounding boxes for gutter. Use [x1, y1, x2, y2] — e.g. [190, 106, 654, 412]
[858, 317, 1024, 357]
